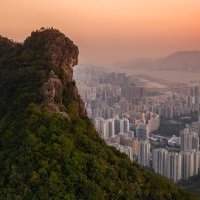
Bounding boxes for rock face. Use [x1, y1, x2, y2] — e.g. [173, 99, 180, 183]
[0, 35, 17, 54]
[24, 28, 79, 81]
[0, 28, 86, 118]
[41, 70, 63, 112]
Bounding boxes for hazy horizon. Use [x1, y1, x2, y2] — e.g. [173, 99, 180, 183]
[1, 0, 200, 65]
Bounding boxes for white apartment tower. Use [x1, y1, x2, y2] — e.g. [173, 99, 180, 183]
[181, 151, 195, 180]
[138, 140, 151, 167]
[105, 119, 115, 138]
[167, 152, 182, 182]
[194, 151, 200, 175]
[120, 118, 130, 133]
[152, 148, 168, 177]
[180, 128, 199, 151]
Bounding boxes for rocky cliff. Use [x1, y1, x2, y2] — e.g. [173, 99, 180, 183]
[0, 28, 86, 120]
[0, 28, 197, 200]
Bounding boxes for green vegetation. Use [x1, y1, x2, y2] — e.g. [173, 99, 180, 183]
[0, 104, 197, 200]
[0, 28, 198, 200]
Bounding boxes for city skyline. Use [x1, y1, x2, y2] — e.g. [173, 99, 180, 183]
[76, 67, 200, 184]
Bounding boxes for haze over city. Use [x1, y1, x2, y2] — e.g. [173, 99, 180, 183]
[1, 0, 200, 65]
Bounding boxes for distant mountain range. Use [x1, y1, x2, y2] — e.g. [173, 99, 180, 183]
[123, 51, 200, 71]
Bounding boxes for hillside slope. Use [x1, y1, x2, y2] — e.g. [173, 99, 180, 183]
[0, 28, 197, 200]
[157, 51, 200, 71]
[120, 51, 200, 71]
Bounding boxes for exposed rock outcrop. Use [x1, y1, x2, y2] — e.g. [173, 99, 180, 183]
[41, 70, 63, 112]
[0, 28, 86, 118]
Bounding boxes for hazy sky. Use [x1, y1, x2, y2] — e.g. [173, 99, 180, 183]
[1, 0, 200, 65]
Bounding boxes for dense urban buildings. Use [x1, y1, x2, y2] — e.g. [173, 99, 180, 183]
[75, 67, 200, 183]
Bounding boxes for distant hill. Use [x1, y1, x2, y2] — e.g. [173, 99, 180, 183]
[122, 51, 200, 71]
[157, 51, 200, 71]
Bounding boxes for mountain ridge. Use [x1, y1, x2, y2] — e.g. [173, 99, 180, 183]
[120, 51, 200, 71]
[157, 51, 200, 71]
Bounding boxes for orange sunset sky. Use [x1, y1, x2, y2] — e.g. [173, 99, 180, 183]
[1, 0, 200, 65]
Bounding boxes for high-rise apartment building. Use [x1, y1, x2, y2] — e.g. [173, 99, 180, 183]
[194, 151, 200, 175]
[167, 152, 182, 182]
[105, 119, 115, 138]
[180, 128, 199, 151]
[152, 148, 168, 177]
[138, 140, 151, 167]
[181, 151, 195, 180]
[94, 117, 107, 139]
